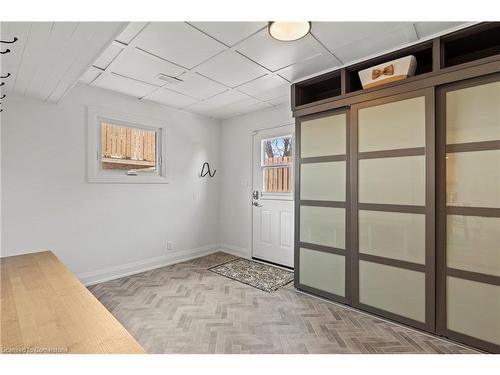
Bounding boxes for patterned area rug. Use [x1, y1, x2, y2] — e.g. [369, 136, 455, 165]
[209, 258, 294, 292]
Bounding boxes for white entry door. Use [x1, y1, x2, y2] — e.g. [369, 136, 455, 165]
[252, 126, 294, 268]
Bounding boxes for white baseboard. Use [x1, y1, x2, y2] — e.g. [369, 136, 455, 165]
[218, 243, 250, 259]
[79, 244, 219, 286]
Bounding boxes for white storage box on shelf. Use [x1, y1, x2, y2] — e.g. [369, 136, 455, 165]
[358, 55, 417, 89]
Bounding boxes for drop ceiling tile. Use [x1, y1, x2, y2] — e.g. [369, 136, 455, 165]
[92, 73, 156, 98]
[116, 22, 147, 44]
[167, 72, 227, 100]
[230, 97, 273, 114]
[189, 22, 266, 46]
[110, 48, 185, 87]
[311, 22, 410, 54]
[144, 88, 199, 108]
[268, 95, 290, 107]
[186, 90, 250, 115]
[191, 95, 272, 120]
[277, 53, 340, 82]
[133, 22, 227, 69]
[237, 75, 289, 101]
[236, 29, 325, 71]
[79, 67, 102, 84]
[195, 50, 267, 87]
[93, 42, 124, 69]
[414, 22, 465, 38]
[334, 27, 412, 64]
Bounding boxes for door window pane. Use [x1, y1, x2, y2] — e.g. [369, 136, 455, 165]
[447, 215, 500, 277]
[359, 156, 425, 205]
[358, 96, 425, 152]
[300, 162, 345, 201]
[446, 150, 500, 208]
[301, 113, 346, 157]
[446, 81, 500, 144]
[447, 277, 500, 345]
[359, 261, 426, 322]
[261, 136, 292, 193]
[359, 210, 425, 264]
[300, 206, 345, 249]
[299, 248, 345, 297]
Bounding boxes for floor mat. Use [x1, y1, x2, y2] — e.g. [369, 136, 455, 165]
[209, 258, 294, 292]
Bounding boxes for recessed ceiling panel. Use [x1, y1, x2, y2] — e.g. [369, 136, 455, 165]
[236, 29, 325, 71]
[237, 74, 289, 101]
[144, 88, 199, 108]
[93, 42, 124, 69]
[189, 22, 266, 46]
[116, 22, 147, 44]
[110, 48, 185, 86]
[133, 22, 227, 69]
[92, 73, 156, 98]
[167, 72, 227, 100]
[195, 50, 267, 87]
[277, 53, 340, 82]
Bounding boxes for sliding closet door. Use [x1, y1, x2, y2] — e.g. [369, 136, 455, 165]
[437, 74, 500, 353]
[295, 109, 350, 303]
[351, 89, 435, 331]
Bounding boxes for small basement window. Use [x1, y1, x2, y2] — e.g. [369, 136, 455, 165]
[87, 107, 168, 183]
[101, 122, 157, 173]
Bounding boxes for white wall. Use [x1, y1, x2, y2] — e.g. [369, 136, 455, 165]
[218, 103, 294, 257]
[1, 84, 221, 284]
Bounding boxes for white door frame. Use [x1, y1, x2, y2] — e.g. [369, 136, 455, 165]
[248, 123, 295, 263]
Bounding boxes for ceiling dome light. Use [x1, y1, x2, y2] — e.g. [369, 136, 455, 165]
[268, 21, 311, 42]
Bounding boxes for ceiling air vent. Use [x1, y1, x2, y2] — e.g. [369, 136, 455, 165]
[156, 74, 183, 84]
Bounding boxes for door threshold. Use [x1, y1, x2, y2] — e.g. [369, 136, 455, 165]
[251, 257, 294, 271]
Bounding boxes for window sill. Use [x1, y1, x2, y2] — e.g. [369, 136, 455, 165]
[87, 175, 169, 184]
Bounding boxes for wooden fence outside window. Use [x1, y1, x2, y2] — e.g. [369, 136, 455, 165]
[101, 123, 156, 170]
[263, 156, 292, 193]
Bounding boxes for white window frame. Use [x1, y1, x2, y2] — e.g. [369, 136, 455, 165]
[87, 106, 168, 184]
[260, 134, 293, 199]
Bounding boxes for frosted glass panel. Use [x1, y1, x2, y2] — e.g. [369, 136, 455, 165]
[359, 261, 426, 322]
[359, 210, 425, 264]
[299, 248, 345, 296]
[447, 81, 500, 144]
[300, 162, 345, 201]
[359, 96, 425, 152]
[446, 150, 500, 208]
[301, 113, 346, 157]
[447, 277, 500, 345]
[359, 156, 425, 205]
[447, 215, 500, 277]
[300, 206, 345, 249]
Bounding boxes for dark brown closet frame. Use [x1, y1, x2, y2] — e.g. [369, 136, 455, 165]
[435, 72, 500, 353]
[349, 88, 436, 333]
[294, 107, 351, 305]
[291, 23, 500, 352]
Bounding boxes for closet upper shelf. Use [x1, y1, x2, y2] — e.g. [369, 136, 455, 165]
[291, 22, 500, 112]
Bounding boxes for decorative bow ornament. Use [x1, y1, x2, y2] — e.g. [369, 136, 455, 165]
[372, 64, 394, 80]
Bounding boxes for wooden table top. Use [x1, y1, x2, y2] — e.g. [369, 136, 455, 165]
[0, 251, 145, 354]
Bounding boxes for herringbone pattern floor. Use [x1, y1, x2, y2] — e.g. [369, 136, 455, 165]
[89, 252, 477, 354]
